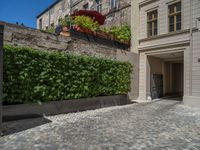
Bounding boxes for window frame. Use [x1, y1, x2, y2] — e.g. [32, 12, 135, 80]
[168, 1, 182, 32]
[50, 23, 54, 28]
[73, 9, 78, 15]
[83, 2, 89, 10]
[39, 18, 43, 30]
[110, 0, 118, 10]
[147, 9, 158, 37]
[96, 0, 102, 13]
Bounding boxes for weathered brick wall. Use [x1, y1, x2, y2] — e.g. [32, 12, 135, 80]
[2, 22, 118, 59]
[1, 22, 139, 100]
[68, 37, 117, 59]
[104, 5, 131, 28]
[3, 22, 71, 51]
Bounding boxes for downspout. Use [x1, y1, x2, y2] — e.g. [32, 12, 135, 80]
[189, 0, 193, 96]
[70, 0, 72, 15]
[48, 8, 51, 28]
[0, 25, 4, 136]
[70, 0, 72, 29]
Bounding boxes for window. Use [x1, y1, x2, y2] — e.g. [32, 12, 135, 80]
[110, 0, 118, 9]
[147, 10, 158, 37]
[73, 9, 78, 15]
[96, 0, 102, 13]
[51, 23, 54, 28]
[168, 2, 181, 32]
[39, 18, 42, 30]
[83, 2, 89, 10]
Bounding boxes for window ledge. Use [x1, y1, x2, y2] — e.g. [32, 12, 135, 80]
[139, 29, 192, 43]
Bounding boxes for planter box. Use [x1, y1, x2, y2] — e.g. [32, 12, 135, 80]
[70, 30, 130, 50]
[3, 95, 131, 122]
[70, 29, 89, 41]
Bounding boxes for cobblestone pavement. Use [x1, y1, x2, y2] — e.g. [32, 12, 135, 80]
[1, 100, 200, 150]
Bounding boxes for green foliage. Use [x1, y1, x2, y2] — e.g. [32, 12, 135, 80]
[110, 25, 131, 42]
[3, 45, 133, 104]
[59, 16, 74, 27]
[101, 27, 110, 34]
[74, 16, 99, 31]
[45, 27, 55, 33]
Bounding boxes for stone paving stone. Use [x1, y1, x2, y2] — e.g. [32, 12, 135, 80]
[1, 100, 200, 150]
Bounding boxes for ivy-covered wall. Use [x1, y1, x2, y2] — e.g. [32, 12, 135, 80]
[3, 45, 133, 104]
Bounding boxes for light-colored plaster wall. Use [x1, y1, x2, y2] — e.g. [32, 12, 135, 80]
[139, 0, 191, 40]
[37, 0, 70, 29]
[148, 56, 163, 74]
[134, 0, 200, 107]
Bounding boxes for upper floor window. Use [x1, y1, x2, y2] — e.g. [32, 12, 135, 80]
[110, 0, 118, 9]
[168, 2, 181, 32]
[147, 10, 158, 37]
[73, 9, 78, 15]
[51, 23, 54, 28]
[39, 18, 43, 30]
[96, 0, 102, 13]
[83, 2, 89, 10]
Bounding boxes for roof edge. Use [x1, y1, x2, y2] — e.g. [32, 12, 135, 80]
[36, 0, 62, 19]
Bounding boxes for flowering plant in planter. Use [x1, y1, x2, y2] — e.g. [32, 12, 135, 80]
[58, 16, 74, 36]
[95, 27, 111, 39]
[59, 16, 74, 28]
[74, 15, 99, 33]
[73, 10, 106, 25]
[110, 25, 131, 44]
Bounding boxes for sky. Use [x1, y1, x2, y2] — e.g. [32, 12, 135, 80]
[0, 0, 56, 28]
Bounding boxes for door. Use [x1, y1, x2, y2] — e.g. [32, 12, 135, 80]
[151, 74, 163, 99]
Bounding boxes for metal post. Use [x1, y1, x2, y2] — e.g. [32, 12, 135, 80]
[0, 25, 4, 136]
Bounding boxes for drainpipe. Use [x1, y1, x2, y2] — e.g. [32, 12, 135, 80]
[0, 24, 4, 136]
[70, 0, 72, 15]
[48, 9, 51, 28]
[70, 0, 73, 29]
[189, 0, 193, 96]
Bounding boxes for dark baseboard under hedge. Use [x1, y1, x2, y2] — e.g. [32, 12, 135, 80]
[3, 95, 131, 122]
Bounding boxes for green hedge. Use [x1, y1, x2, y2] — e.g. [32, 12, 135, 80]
[3, 45, 132, 104]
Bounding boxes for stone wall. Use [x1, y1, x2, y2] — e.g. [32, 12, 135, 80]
[3, 22, 71, 51]
[1, 21, 139, 100]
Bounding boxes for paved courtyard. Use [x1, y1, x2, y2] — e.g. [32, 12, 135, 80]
[1, 100, 200, 150]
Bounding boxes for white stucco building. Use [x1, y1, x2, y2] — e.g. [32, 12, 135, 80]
[132, 0, 200, 107]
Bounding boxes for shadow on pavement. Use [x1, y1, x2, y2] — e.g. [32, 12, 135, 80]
[2, 115, 52, 136]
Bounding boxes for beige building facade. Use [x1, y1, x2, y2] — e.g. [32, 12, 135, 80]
[132, 0, 200, 107]
[36, 0, 131, 30]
